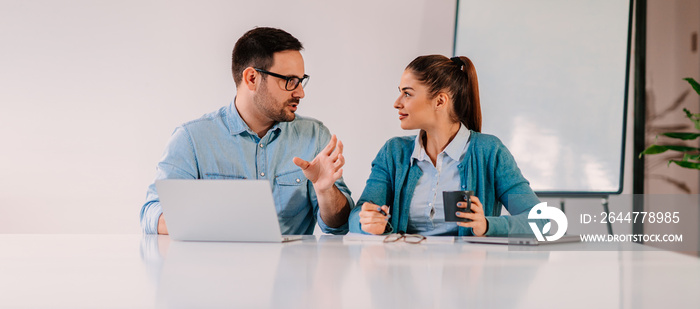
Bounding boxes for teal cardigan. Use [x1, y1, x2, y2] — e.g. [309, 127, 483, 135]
[349, 131, 542, 236]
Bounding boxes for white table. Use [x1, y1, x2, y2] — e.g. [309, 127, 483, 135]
[0, 234, 698, 308]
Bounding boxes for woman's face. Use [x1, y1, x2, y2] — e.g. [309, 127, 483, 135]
[394, 70, 437, 131]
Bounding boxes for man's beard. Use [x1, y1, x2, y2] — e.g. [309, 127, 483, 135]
[254, 80, 298, 122]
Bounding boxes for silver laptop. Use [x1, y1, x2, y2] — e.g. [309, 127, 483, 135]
[463, 234, 581, 245]
[156, 179, 302, 242]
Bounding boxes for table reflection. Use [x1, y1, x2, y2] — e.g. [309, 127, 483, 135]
[140, 236, 550, 308]
[353, 242, 549, 308]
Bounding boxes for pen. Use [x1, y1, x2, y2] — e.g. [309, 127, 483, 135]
[376, 206, 388, 216]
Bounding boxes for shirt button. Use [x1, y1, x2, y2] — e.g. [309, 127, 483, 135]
[259, 143, 264, 148]
[296, 178, 301, 183]
[429, 203, 432, 207]
[260, 172, 265, 177]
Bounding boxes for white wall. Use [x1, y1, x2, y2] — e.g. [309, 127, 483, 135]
[0, 0, 456, 233]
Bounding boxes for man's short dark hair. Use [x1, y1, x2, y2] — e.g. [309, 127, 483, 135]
[231, 27, 304, 86]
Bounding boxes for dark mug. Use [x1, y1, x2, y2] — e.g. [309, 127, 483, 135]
[442, 190, 474, 222]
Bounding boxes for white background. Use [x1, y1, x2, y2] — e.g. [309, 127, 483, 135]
[0, 0, 456, 233]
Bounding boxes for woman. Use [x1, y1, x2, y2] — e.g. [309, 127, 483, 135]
[349, 55, 541, 236]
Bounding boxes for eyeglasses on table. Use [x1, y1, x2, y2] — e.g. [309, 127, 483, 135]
[383, 232, 426, 244]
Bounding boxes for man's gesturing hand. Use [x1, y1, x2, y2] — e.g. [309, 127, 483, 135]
[293, 134, 345, 192]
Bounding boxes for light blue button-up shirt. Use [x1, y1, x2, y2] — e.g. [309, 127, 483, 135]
[407, 124, 470, 236]
[140, 101, 354, 235]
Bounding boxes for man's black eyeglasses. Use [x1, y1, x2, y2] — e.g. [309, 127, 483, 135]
[254, 68, 309, 91]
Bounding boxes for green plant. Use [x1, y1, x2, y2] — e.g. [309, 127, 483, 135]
[640, 78, 700, 169]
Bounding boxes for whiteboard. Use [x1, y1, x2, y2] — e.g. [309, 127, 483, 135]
[454, 0, 632, 195]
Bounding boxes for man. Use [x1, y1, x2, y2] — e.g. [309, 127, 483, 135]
[140, 27, 353, 235]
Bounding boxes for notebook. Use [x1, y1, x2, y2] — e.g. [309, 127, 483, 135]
[156, 179, 302, 242]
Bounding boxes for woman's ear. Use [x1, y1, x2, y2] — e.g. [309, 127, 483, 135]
[435, 92, 449, 110]
[242, 67, 258, 91]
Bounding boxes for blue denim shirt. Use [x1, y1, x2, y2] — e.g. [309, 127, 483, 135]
[140, 101, 354, 235]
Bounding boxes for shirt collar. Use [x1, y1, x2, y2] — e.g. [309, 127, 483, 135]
[226, 100, 247, 135]
[411, 123, 471, 165]
[226, 99, 281, 136]
[411, 132, 428, 163]
[443, 123, 470, 161]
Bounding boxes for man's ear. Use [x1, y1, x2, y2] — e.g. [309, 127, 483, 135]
[242, 67, 258, 91]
